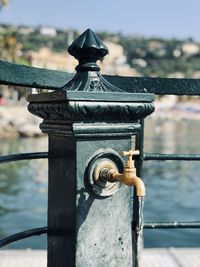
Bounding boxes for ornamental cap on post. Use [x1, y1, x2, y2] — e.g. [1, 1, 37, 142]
[68, 29, 108, 72]
[27, 28, 155, 125]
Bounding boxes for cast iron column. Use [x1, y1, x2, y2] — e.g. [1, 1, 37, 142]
[28, 29, 154, 267]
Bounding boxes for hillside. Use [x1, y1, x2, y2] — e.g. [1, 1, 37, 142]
[0, 23, 200, 79]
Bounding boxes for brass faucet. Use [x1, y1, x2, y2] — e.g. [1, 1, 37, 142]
[100, 150, 145, 197]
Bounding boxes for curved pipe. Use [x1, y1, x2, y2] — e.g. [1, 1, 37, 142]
[0, 152, 48, 164]
[0, 227, 47, 248]
[100, 167, 145, 197]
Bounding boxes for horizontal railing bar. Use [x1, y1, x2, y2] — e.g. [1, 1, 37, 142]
[1, 60, 200, 95]
[144, 221, 200, 229]
[0, 152, 48, 164]
[0, 60, 73, 89]
[107, 75, 200, 95]
[143, 153, 200, 161]
[0, 227, 47, 248]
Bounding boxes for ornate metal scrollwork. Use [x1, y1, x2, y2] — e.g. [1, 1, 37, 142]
[28, 29, 155, 124]
[28, 101, 154, 122]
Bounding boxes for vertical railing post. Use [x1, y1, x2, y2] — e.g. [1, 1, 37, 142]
[28, 29, 154, 267]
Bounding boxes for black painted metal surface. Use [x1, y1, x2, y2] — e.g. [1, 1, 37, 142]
[0, 152, 48, 164]
[144, 222, 200, 229]
[1, 59, 200, 96]
[144, 153, 200, 161]
[0, 227, 47, 248]
[26, 29, 155, 267]
[48, 134, 76, 267]
[2, 27, 200, 266]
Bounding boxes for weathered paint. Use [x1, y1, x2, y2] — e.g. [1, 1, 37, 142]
[27, 29, 154, 267]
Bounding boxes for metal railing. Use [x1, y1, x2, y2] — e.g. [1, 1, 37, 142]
[142, 150, 200, 230]
[0, 152, 48, 248]
[0, 59, 200, 252]
[0, 227, 47, 248]
[1, 140, 200, 248]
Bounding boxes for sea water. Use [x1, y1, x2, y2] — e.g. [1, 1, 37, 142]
[0, 119, 200, 248]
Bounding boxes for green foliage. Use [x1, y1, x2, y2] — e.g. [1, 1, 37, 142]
[0, 0, 8, 9]
[0, 24, 199, 78]
[117, 34, 200, 78]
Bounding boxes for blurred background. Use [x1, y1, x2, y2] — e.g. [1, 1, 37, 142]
[0, 0, 200, 250]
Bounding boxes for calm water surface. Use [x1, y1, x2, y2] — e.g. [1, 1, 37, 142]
[143, 119, 200, 247]
[0, 119, 200, 249]
[0, 137, 48, 249]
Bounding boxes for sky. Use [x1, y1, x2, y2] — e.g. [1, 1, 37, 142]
[0, 0, 200, 40]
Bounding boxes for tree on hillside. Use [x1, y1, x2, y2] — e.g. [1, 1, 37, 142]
[0, 0, 9, 9]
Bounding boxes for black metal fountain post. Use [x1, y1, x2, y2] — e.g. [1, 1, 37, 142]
[28, 29, 154, 267]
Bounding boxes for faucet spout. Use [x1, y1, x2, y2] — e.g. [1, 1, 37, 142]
[100, 168, 145, 197]
[99, 150, 145, 197]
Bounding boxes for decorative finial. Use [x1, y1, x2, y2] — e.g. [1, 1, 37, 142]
[68, 29, 108, 72]
[63, 29, 123, 92]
